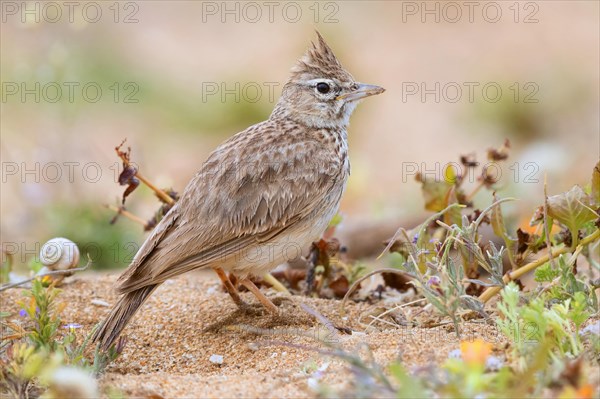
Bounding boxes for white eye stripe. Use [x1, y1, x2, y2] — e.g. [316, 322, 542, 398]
[298, 78, 353, 90]
[306, 78, 335, 86]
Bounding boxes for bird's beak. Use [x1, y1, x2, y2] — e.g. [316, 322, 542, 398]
[337, 83, 385, 102]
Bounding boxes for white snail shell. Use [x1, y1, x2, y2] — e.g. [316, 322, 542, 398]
[39, 237, 80, 271]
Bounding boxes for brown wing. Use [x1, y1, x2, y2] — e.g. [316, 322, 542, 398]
[116, 120, 343, 293]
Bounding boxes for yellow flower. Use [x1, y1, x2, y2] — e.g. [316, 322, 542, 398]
[575, 384, 594, 399]
[559, 384, 594, 399]
[460, 338, 492, 366]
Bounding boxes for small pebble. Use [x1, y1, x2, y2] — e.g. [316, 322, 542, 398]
[91, 299, 110, 307]
[206, 286, 218, 295]
[307, 378, 319, 390]
[209, 354, 223, 365]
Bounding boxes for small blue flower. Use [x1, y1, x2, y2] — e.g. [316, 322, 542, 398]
[412, 233, 419, 244]
[427, 276, 441, 287]
[486, 355, 503, 371]
[19, 309, 27, 317]
[580, 321, 600, 337]
[448, 348, 462, 359]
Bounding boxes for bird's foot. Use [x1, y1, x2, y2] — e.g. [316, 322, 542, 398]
[213, 267, 247, 308]
[239, 278, 279, 315]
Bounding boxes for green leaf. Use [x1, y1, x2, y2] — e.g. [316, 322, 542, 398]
[460, 295, 486, 317]
[569, 292, 590, 329]
[444, 187, 463, 226]
[534, 263, 559, 283]
[490, 194, 517, 262]
[547, 185, 596, 238]
[417, 167, 456, 212]
[413, 280, 447, 316]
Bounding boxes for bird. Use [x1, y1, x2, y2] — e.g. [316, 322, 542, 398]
[93, 31, 384, 349]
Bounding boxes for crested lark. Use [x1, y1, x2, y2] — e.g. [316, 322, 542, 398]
[94, 32, 384, 349]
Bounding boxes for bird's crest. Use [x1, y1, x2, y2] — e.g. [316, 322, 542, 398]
[290, 31, 352, 82]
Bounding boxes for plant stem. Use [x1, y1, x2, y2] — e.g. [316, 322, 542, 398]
[542, 173, 556, 271]
[104, 204, 149, 228]
[261, 272, 291, 294]
[340, 268, 414, 313]
[479, 228, 600, 303]
[570, 228, 580, 249]
[0, 261, 91, 292]
[136, 172, 175, 205]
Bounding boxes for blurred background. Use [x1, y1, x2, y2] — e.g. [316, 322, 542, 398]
[1, 1, 598, 269]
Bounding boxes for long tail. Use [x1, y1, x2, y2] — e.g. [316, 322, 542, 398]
[93, 284, 158, 350]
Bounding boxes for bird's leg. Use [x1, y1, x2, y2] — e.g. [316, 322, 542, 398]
[304, 242, 320, 295]
[228, 272, 238, 288]
[213, 267, 247, 308]
[239, 278, 279, 314]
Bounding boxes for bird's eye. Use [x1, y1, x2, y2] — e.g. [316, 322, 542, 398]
[316, 82, 330, 94]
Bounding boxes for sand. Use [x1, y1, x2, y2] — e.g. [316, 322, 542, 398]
[1, 272, 596, 398]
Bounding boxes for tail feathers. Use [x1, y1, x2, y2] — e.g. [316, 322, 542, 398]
[93, 284, 157, 350]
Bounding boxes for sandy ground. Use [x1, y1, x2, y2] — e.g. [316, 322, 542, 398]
[2, 273, 597, 398]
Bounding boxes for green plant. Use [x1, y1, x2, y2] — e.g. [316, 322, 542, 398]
[339, 152, 600, 398]
[1, 278, 125, 398]
[0, 343, 60, 398]
[534, 253, 598, 312]
[497, 282, 593, 373]
[379, 153, 599, 321]
[17, 278, 62, 351]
